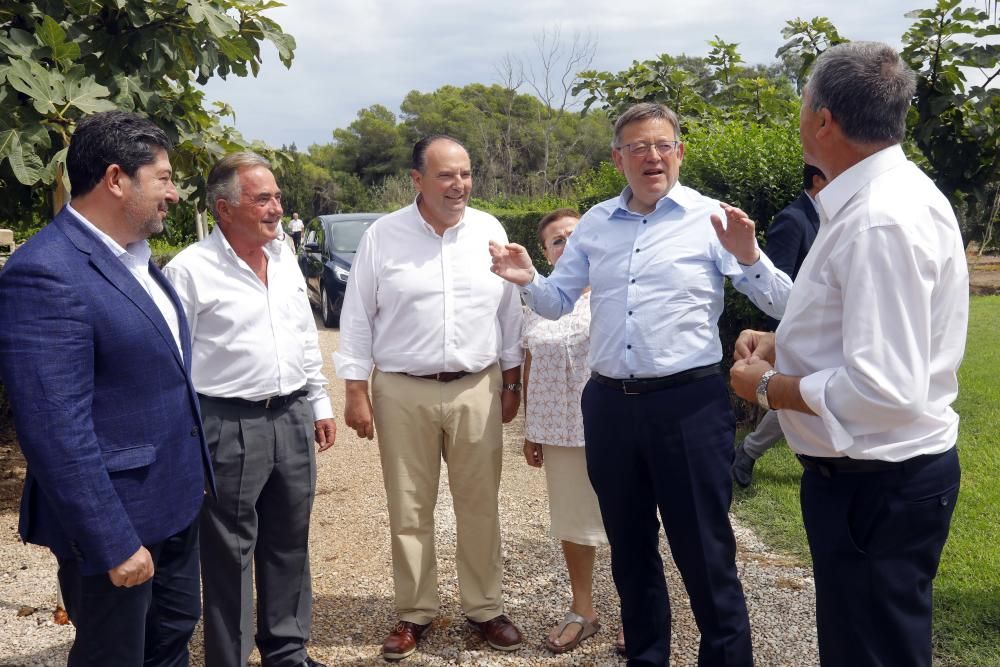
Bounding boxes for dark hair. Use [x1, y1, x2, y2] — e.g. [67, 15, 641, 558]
[803, 164, 826, 191]
[67, 111, 172, 197]
[806, 42, 916, 145]
[613, 103, 681, 148]
[410, 135, 465, 172]
[536, 207, 580, 243]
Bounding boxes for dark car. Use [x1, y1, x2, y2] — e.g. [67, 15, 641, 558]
[298, 213, 383, 327]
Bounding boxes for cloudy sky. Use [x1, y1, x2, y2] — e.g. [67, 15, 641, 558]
[201, 0, 929, 149]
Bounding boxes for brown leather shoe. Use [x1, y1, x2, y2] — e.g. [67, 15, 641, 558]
[467, 614, 523, 651]
[382, 620, 430, 661]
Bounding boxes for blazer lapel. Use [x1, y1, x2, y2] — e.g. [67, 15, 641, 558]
[56, 209, 185, 370]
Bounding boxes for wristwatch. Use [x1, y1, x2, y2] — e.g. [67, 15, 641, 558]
[503, 383, 522, 393]
[755, 370, 778, 410]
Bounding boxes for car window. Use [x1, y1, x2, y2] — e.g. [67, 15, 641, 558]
[327, 220, 374, 253]
[304, 218, 322, 247]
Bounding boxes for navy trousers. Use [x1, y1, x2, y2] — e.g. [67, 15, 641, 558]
[583, 374, 753, 667]
[57, 521, 201, 667]
[801, 447, 960, 667]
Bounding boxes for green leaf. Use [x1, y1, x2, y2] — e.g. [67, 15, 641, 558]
[4, 59, 61, 115]
[187, 0, 239, 39]
[0, 29, 37, 59]
[63, 75, 117, 114]
[37, 15, 67, 50]
[0, 128, 46, 185]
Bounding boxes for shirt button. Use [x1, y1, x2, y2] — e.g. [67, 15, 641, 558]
[626, 344, 632, 350]
[628, 311, 633, 315]
[756, 274, 761, 279]
[191, 426, 200, 437]
[631, 279, 636, 284]
[642, 220, 647, 224]
[635, 248, 640, 253]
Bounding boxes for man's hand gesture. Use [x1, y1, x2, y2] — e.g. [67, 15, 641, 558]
[489, 241, 536, 286]
[710, 203, 760, 266]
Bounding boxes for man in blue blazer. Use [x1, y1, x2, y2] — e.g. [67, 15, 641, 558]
[0, 111, 213, 667]
[732, 163, 826, 487]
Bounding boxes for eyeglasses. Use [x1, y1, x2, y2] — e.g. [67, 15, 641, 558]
[616, 141, 681, 157]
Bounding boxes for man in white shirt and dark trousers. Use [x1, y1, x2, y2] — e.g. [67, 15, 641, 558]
[334, 136, 524, 661]
[165, 152, 336, 667]
[490, 103, 792, 666]
[730, 42, 968, 667]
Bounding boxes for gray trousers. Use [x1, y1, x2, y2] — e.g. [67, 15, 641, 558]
[198, 394, 316, 667]
[741, 409, 785, 459]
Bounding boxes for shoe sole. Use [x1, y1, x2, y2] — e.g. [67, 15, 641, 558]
[487, 640, 522, 651]
[383, 646, 415, 661]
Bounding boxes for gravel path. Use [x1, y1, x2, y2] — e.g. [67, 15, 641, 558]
[0, 325, 819, 666]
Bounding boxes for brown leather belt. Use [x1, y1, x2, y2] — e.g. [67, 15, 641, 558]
[404, 371, 470, 382]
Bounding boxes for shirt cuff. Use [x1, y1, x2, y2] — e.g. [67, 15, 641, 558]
[333, 351, 374, 380]
[798, 368, 854, 453]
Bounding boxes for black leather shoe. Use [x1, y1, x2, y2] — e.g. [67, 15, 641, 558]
[303, 657, 327, 667]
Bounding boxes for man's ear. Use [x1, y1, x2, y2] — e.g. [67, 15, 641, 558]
[410, 169, 422, 191]
[611, 147, 625, 174]
[104, 164, 127, 198]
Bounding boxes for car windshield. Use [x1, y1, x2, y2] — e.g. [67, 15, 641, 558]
[327, 220, 373, 253]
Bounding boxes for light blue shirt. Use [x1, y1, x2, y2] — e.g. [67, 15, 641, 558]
[521, 183, 791, 379]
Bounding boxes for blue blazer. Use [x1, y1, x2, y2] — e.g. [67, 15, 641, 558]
[0, 207, 214, 575]
[762, 192, 820, 329]
[764, 191, 820, 281]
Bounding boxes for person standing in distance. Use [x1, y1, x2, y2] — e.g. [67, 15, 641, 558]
[732, 163, 827, 487]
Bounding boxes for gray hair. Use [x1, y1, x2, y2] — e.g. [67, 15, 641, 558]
[806, 41, 916, 145]
[206, 151, 271, 220]
[612, 103, 682, 149]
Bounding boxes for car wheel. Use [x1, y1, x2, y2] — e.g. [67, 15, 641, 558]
[320, 283, 339, 328]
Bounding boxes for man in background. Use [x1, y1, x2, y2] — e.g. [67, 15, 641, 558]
[732, 163, 827, 487]
[288, 211, 305, 251]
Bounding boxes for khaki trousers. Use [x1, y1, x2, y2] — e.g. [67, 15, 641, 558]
[371, 366, 505, 625]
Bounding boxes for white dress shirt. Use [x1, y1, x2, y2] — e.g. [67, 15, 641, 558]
[163, 226, 333, 421]
[520, 184, 791, 379]
[776, 145, 969, 461]
[66, 204, 183, 357]
[333, 200, 523, 380]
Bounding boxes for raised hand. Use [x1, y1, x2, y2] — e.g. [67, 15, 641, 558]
[489, 240, 537, 286]
[710, 202, 760, 266]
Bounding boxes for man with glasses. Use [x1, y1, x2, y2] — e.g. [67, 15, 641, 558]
[490, 102, 791, 666]
[165, 152, 335, 667]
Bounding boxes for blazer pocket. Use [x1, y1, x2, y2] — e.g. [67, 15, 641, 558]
[102, 444, 157, 472]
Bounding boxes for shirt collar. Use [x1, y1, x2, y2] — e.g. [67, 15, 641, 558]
[816, 144, 907, 223]
[614, 181, 692, 217]
[66, 202, 151, 265]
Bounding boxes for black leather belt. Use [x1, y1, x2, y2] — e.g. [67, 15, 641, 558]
[198, 389, 308, 411]
[796, 451, 947, 477]
[590, 363, 721, 395]
[404, 371, 470, 382]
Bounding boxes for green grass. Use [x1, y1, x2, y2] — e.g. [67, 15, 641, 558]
[731, 295, 1000, 667]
